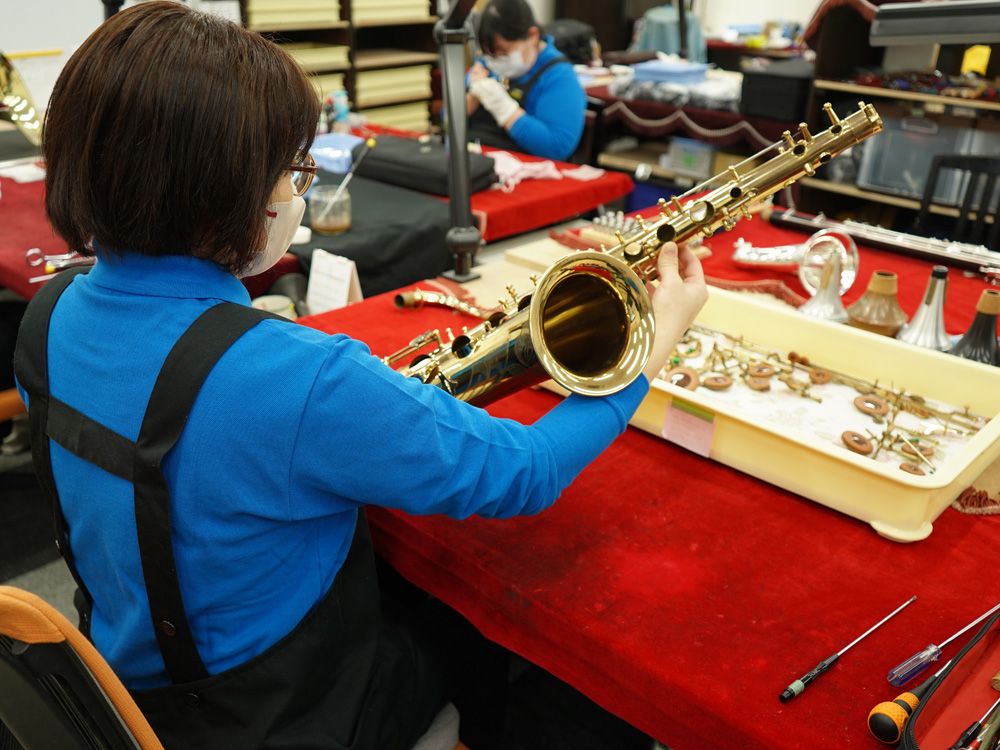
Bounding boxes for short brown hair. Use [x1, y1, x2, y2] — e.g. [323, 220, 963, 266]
[43, 1, 318, 274]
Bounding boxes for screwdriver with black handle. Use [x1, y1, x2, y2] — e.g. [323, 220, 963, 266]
[779, 596, 916, 703]
[868, 663, 950, 743]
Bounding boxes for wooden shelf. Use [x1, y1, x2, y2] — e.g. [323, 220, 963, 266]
[355, 93, 431, 109]
[813, 80, 1000, 114]
[801, 177, 974, 219]
[597, 149, 680, 182]
[249, 20, 349, 32]
[297, 60, 351, 73]
[353, 16, 437, 28]
[354, 49, 438, 70]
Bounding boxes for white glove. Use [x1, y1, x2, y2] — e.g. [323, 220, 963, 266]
[470, 77, 520, 128]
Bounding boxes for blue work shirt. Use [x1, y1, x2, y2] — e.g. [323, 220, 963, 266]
[19, 251, 647, 689]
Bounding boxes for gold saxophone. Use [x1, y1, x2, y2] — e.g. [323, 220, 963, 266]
[390, 102, 884, 406]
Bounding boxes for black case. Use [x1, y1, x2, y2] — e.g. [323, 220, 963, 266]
[902, 610, 1000, 749]
[545, 18, 595, 64]
[352, 135, 498, 197]
[739, 59, 814, 122]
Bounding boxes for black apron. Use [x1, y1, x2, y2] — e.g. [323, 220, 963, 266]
[468, 55, 570, 152]
[13, 268, 442, 750]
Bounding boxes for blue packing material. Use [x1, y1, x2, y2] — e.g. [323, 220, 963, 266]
[632, 60, 711, 84]
[311, 132, 365, 173]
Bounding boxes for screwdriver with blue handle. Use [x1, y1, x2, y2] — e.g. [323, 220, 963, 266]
[887, 601, 1000, 687]
[779, 596, 917, 703]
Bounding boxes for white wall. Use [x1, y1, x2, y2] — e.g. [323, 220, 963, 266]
[0, 0, 104, 111]
[696, 0, 824, 37]
[524, 0, 555, 24]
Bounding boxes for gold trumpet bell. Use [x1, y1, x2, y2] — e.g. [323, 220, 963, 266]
[1, 50, 43, 147]
[529, 251, 655, 397]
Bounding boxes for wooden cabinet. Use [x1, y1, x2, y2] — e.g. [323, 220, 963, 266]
[243, 0, 440, 131]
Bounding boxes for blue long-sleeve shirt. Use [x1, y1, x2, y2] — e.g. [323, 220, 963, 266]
[476, 35, 586, 161]
[19, 252, 647, 689]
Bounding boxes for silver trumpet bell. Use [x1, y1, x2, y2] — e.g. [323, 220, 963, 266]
[798, 253, 849, 323]
[0, 49, 42, 146]
[896, 265, 951, 350]
[731, 228, 859, 296]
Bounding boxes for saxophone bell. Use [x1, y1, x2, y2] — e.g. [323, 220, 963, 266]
[529, 251, 654, 397]
[387, 102, 884, 406]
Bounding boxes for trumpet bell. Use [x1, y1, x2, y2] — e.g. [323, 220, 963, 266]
[1, 50, 42, 147]
[529, 251, 655, 397]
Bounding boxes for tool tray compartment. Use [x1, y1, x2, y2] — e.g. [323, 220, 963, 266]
[904, 611, 1000, 749]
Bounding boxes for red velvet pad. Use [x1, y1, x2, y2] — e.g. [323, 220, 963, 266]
[299, 287, 1000, 750]
[0, 175, 301, 301]
[0, 173, 66, 301]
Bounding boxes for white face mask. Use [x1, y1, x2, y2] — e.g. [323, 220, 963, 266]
[241, 194, 306, 278]
[485, 47, 531, 79]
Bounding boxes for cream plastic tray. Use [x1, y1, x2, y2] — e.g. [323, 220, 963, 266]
[607, 287, 1000, 542]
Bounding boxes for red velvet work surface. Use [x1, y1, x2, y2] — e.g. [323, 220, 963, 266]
[0, 173, 308, 301]
[350, 123, 634, 243]
[466, 150, 634, 242]
[297, 287, 1000, 750]
[681, 209, 996, 336]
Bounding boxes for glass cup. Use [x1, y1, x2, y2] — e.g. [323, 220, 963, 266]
[308, 185, 351, 235]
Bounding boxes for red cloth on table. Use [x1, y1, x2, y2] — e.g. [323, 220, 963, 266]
[693, 211, 995, 337]
[297, 286, 1000, 749]
[0, 174, 302, 300]
[468, 148, 633, 242]
[351, 123, 634, 243]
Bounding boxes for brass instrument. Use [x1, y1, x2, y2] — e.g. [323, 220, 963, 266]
[390, 102, 884, 406]
[0, 49, 42, 146]
[765, 207, 1000, 279]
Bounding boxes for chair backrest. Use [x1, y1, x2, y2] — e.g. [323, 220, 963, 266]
[0, 585, 164, 750]
[914, 153, 1000, 250]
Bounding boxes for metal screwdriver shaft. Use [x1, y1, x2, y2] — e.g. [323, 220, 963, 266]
[888, 601, 1000, 686]
[780, 596, 916, 703]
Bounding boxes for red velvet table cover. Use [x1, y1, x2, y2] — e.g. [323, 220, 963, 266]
[297, 218, 1000, 749]
[0, 156, 632, 299]
[0, 173, 300, 301]
[465, 152, 634, 242]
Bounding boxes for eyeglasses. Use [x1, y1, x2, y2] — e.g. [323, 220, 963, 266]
[288, 152, 317, 196]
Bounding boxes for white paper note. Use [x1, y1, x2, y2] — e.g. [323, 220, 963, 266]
[306, 248, 363, 315]
[661, 398, 715, 458]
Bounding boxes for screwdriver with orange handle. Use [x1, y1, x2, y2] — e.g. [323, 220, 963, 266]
[868, 661, 951, 743]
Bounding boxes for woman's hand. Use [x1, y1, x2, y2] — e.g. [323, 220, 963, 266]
[468, 61, 490, 84]
[641, 242, 708, 384]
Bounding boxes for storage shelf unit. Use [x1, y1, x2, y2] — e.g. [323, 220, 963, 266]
[813, 80, 1000, 115]
[241, 0, 439, 132]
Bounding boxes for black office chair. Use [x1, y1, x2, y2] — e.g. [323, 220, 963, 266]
[572, 95, 607, 167]
[913, 153, 1000, 250]
[0, 586, 466, 750]
[0, 585, 165, 750]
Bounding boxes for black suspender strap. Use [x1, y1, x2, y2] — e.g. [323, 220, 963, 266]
[13, 268, 97, 633]
[133, 302, 284, 684]
[15, 272, 288, 685]
[509, 54, 569, 102]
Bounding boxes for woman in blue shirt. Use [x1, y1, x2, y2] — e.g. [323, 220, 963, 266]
[466, 0, 586, 161]
[14, 3, 707, 749]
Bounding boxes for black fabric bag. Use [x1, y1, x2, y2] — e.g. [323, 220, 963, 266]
[899, 609, 1000, 749]
[545, 18, 595, 65]
[352, 135, 497, 197]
